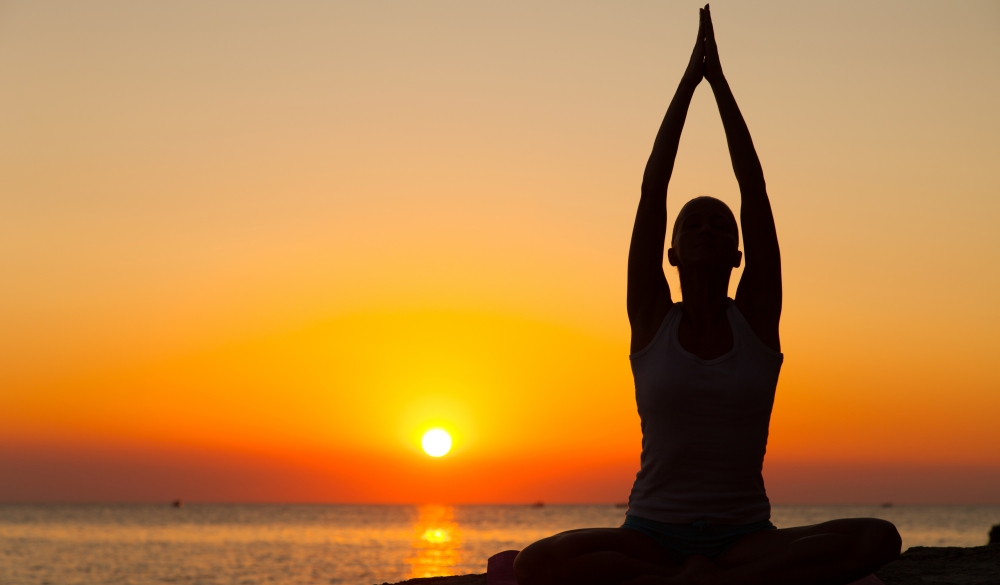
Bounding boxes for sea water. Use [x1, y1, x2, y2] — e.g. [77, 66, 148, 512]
[1, 504, 997, 585]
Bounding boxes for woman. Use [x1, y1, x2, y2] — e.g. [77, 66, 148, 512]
[513, 6, 901, 585]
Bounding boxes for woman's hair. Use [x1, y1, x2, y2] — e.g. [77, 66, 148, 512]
[670, 196, 739, 247]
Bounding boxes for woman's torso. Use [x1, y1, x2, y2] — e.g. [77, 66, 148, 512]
[627, 299, 783, 525]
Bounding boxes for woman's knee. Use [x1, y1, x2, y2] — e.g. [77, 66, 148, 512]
[858, 518, 902, 564]
[513, 539, 554, 585]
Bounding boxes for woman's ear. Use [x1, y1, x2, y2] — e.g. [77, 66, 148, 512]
[667, 247, 680, 267]
[732, 249, 743, 268]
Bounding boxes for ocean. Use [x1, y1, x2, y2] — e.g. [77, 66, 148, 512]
[2, 504, 998, 585]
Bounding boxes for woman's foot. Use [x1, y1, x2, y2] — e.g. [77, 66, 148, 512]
[619, 556, 721, 585]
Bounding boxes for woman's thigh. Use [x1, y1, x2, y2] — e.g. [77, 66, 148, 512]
[515, 527, 680, 571]
[715, 518, 900, 569]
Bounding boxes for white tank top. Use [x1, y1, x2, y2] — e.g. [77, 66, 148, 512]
[627, 299, 783, 525]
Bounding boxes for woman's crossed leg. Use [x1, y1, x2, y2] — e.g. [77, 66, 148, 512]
[514, 527, 682, 585]
[704, 518, 902, 585]
[514, 518, 900, 585]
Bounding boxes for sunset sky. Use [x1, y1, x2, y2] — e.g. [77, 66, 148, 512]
[2, 1, 999, 504]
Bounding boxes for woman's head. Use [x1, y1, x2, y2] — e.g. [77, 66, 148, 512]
[667, 196, 742, 270]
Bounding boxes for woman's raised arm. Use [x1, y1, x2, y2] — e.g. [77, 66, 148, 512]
[704, 5, 782, 352]
[627, 10, 707, 353]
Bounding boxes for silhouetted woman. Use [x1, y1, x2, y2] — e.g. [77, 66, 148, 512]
[514, 6, 901, 585]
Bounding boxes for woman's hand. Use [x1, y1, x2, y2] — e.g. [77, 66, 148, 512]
[681, 8, 707, 87]
[703, 4, 725, 85]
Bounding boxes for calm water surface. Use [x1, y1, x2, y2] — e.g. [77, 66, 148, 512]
[2, 504, 998, 585]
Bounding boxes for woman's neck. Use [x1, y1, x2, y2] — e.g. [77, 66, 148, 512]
[678, 267, 732, 327]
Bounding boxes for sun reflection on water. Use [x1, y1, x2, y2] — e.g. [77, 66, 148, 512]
[407, 504, 461, 579]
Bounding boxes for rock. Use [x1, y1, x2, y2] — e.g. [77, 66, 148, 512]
[876, 544, 1000, 585]
[381, 574, 486, 585]
[384, 545, 1000, 585]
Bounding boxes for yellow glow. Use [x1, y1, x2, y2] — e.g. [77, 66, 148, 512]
[408, 505, 460, 579]
[421, 429, 452, 457]
[421, 528, 452, 543]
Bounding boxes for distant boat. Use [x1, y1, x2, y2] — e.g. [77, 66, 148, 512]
[880, 502, 893, 508]
[614, 502, 628, 509]
[172, 500, 183, 508]
[531, 501, 544, 508]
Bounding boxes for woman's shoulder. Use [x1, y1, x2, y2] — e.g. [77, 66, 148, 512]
[729, 299, 782, 359]
[629, 302, 681, 360]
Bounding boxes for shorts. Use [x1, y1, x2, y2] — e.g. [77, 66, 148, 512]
[621, 514, 776, 559]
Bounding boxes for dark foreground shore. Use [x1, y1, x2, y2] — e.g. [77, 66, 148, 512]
[386, 544, 1000, 585]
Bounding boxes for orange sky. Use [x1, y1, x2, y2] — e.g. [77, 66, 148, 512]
[2, 1, 999, 504]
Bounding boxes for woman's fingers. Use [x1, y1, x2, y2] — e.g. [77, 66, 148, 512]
[682, 6, 706, 82]
[704, 4, 719, 59]
[704, 4, 716, 43]
[702, 3, 724, 82]
[694, 8, 705, 50]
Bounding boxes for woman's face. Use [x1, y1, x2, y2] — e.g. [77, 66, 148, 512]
[668, 199, 741, 270]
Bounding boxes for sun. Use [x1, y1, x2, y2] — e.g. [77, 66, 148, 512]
[421, 429, 452, 457]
